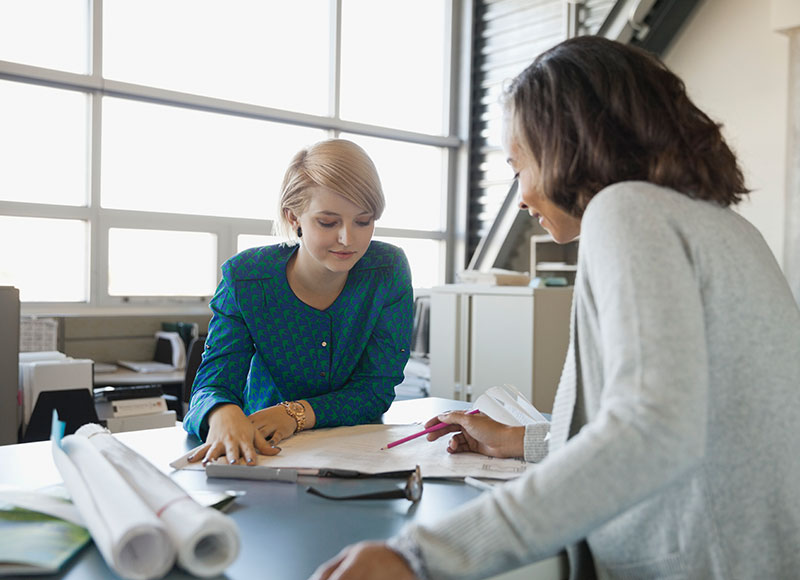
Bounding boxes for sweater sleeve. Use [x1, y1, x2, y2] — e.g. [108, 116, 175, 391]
[523, 422, 550, 463]
[390, 184, 711, 579]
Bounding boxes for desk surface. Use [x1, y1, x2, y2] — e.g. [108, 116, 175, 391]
[0, 397, 566, 580]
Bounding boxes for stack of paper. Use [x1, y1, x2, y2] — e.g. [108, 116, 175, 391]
[18, 352, 93, 433]
[472, 384, 548, 426]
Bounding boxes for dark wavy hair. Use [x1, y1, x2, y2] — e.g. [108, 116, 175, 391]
[504, 36, 748, 217]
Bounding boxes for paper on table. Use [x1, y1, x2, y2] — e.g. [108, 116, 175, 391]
[0, 487, 83, 527]
[171, 423, 529, 480]
[77, 424, 239, 578]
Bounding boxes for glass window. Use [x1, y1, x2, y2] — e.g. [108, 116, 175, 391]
[342, 134, 444, 231]
[0, 217, 88, 302]
[101, 97, 326, 219]
[340, 0, 447, 134]
[0, 0, 88, 73]
[0, 81, 88, 206]
[103, 0, 331, 115]
[375, 236, 443, 289]
[237, 234, 283, 256]
[108, 228, 217, 297]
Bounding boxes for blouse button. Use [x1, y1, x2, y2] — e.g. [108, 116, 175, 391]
[321, 341, 327, 347]
[320, 371, 326, 377]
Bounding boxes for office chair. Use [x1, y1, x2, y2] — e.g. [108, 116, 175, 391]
[183, 335, 206, 406]
[23, 389, 100, 443]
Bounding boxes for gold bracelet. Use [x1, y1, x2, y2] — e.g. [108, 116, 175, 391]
[280, 401, 306, 432]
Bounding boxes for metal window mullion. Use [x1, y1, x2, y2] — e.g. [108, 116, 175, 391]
[88, 89, 104, 307]
[88, 0, 105, 307]
[445, 0, 475, 282]
[374, 227, 447, 240]
[329, 0, 342, 126]
[0, 60, 102, 91]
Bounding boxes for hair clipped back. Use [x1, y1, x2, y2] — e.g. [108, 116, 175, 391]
[504, 36, 748, 217]
[276, 139, 385, 239]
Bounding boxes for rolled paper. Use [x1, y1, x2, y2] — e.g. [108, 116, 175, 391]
[76, 424, 240, 578]
[52, 434, 175, 580]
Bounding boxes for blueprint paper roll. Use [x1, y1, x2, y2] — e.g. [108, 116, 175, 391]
[51, 435, 175, 580]
[76, 424, 240, 577]
[160, 497, 241, 577]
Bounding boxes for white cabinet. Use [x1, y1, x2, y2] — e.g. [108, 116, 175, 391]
[530, 235, 579, 285]
[429, 284, 572, 413]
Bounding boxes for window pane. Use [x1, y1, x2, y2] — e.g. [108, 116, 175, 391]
[102, 98, 326, 219]
[375, 237, 443, 289]
[340, 0, 447, 134]
[108, 228, 217, 297]
[0, 0, 88, 73]
[0, 81, 88, 205]
[237, 235, 283, 256]
[342, 134, 444, 231]
[0, 217, 88, 302]
[103, 0, 330, 115]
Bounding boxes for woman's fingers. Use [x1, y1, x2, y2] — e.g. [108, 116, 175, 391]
[199, 441, 225, 464]
[426, 423, 461, 441]
[424, 410, 476, 441]
[187, 443, 210, 463]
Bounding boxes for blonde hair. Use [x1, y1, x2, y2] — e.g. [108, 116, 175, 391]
[275, 139, 385, 240]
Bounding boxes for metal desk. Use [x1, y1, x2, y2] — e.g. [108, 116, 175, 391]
[0, 397, 566, 580]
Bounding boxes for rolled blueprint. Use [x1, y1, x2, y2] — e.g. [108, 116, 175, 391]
[52, 434, 175, 580]
[76, 423, 240, 578]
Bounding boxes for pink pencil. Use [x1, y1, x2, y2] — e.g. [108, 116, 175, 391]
[381, 409, 480, 450]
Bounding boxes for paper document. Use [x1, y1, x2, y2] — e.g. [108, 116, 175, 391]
[472, 384, 548, 426]
[117, 360, 175, 373]
[171, 423, 529, 480]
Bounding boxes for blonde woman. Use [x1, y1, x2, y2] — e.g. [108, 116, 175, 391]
[184, 139, 413, 466]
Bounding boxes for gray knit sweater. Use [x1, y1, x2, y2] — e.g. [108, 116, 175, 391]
[389, 182, 800, 579]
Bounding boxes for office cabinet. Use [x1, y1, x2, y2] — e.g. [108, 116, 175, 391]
[530, 235, 578, 285]
[0, 286, 20, 445]
[429, 284, 572, 413]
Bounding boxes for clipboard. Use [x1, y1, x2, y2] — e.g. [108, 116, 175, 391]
[204, 463, 416, 483]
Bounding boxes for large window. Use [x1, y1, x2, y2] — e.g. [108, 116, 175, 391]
[0, 0, 462, 309]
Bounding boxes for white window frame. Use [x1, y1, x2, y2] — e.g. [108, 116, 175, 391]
[0, 0, 472, 315]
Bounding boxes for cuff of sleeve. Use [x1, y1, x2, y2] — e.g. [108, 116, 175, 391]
[386, 531, 429, 580]
[523, 421, 550, 463]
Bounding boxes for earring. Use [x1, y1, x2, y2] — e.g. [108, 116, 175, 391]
[297, 226, 303, 238]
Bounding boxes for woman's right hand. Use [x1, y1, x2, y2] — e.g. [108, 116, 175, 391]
[187, 403, 280, 466]
[424, 410, 525, 458]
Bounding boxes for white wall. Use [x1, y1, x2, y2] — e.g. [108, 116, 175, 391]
[663, 0, 790, 267]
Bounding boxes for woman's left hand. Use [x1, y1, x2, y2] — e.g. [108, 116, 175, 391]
[248, 404, 302, 447]
[308, 542, 417, 580]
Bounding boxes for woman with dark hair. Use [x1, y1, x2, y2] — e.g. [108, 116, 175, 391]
[311, 36, 800, 580]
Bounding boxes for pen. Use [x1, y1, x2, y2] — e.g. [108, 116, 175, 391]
[382, 409, 480, 450]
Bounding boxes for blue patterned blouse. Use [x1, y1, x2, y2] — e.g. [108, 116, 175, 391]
[183, 240, 414, 440]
